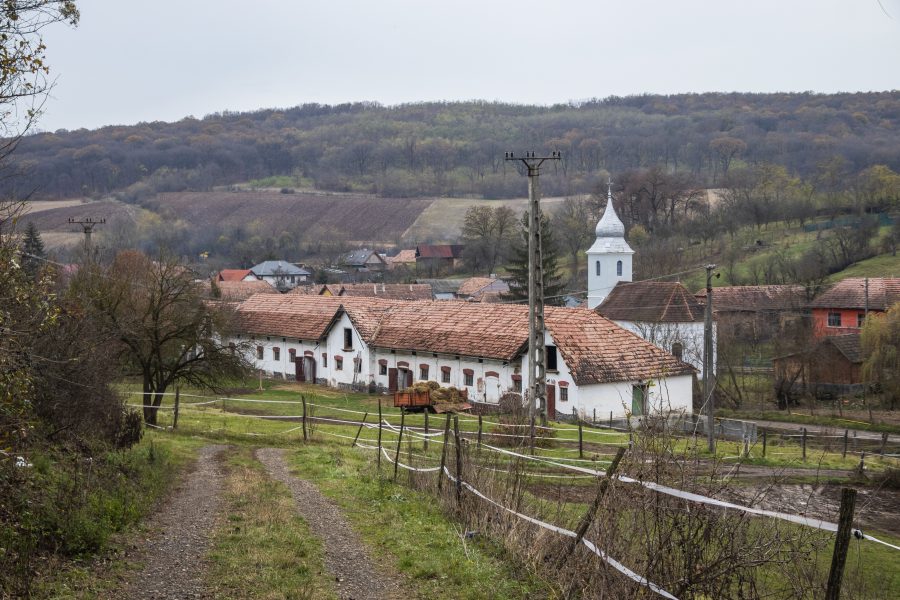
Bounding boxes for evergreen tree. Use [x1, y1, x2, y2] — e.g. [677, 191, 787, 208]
[21, 221, 46, 277]
[502, 211, 566, 306]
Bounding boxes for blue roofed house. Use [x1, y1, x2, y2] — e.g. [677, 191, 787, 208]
[249, 260, 311, 291]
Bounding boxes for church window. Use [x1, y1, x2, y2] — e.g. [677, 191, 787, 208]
[616, 260, 623, 276]
[595, 261, 601, 276]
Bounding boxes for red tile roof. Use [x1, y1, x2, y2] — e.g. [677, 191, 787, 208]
[386, 249, 417, 264]
[695, 285, 807, 313]
[598, 282, 704, 323]
[808, 278, 900, 311]
[235, 295, 694, 385]
[338, 283, 434, 301]
[208, 280, 277, 301]
[218, 269, 254, 282]
[416, 244, 465, 259]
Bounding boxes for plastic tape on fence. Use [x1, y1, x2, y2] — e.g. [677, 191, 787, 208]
[306, 402, 369, 415]
[862, 534, 900, 551]
[441, 466, 678, 599]
[126, 404, 176, 410]
[380, 446, 442, 472]
[478, 442, 886, 545]
[475, 464, 596, 479]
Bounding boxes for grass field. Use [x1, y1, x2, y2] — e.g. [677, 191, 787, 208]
[134, 380, 900, 597]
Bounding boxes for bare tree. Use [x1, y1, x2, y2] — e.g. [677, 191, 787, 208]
[75, 250, 252, 424]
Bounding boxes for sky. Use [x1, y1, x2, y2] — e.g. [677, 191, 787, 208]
[34, 0, 900, 132]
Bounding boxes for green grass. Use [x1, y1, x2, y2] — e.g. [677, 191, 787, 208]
[829, 251, 900, 280]
[284, 442, 553, 599]
[19, 434, 205, 598]
[207, 447, 336, 599]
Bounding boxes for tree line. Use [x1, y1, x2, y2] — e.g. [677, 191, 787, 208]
[3, 92, 900, 201]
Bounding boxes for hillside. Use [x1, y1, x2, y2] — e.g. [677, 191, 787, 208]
[4, 92, 900, 202]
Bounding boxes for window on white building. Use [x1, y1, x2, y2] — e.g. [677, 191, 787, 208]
[616, 260, 623, 276]
[441, 367, 451, 383]
[273, 347, 280, 361]
[464, 370, 474, 386]
[420, 365, 429, 380]
[343, 328, 353, 350]
[380, 363, 387, 375]
[545, 345, 558, 371]
[595, 261, 601, 276]
[560, 387, 568, 402]
[256, 346, 263, 360]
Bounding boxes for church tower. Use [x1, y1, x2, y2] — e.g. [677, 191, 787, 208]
[586, 181, 633, 309]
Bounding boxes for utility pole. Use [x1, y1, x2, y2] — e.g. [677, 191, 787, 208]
[505, 151, 561, 426]
[864, 277, 869, 318]
[67, 217, 105, 251]
[704, 264, 717, 453]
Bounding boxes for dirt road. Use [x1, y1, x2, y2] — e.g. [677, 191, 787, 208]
[256, 447, 403, 600]
[111, 444, 227, 599]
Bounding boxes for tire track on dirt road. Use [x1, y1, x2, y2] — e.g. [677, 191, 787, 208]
[256, 447, 404, 600]
[111, 444, 228, 600]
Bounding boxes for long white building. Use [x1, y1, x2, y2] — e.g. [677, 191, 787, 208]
[229, 294, 695, 419]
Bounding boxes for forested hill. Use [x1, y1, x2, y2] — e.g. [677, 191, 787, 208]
[7, 91, 900, 201]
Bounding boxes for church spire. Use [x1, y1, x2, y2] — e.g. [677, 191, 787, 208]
[595, 178, 626, 239]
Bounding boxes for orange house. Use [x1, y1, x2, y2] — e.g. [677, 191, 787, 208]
[808, 278, 900, 338]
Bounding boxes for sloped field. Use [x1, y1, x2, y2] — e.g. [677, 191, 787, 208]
[150, 191, 434, 244]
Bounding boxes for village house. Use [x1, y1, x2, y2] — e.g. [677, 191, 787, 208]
[456, 276, 510, 302]
[290, 282, 434, 301]
[415, 244, 465, 276]
[216, 268, 259, 282]
[808, 277, 900, 339]
[773, 333, 864, 401]
[249, 260, 311, 291]
[597, 281, 713, 378]
[340, 248, 388, 273]
[385, 248, 417, 271]
[205, 279, 279, 302]
[229, 294, 695, 420]
[694, 284, 807, 343]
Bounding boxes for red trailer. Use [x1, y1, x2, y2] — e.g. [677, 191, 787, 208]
[392, 389, 471, 412]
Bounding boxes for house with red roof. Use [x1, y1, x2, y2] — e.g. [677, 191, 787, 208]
[216, 268, 258, 282]
[415, 244, 465, 275]
[808, 278, 900, 338]
[229, 294, 695, 419]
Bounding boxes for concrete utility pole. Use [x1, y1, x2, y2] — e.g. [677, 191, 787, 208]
[505, 151, 561, 426]
[704, 264, 717, 453]
[67, 217, 105, 250]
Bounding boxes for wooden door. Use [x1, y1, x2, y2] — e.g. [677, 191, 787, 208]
[295, 357, 305, 382]
[632, 385, 645, 416]
[546, 384, 556, 421]
[406, 369, 413, 388]
[388, 368, 398, 392]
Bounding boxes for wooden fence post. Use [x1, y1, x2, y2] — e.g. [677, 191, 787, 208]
[393, 409, 405, 481]
[454, 415, 463, 508]
[880, 432, 888, 456]
[424, 409, 429, 452]
[351, 412, 368, 448]
[609, 411, 613, 429]
[825, 488, 858, 600]
[762, 429, 767, 459]
[377, 398, 383, 469]
[301, 395, 308, 442]
[557, 446, 627, 566]
[477, 414, 483, 449]
[578, 418, 584, 459]
[842, 429, 849, 459]
[437, 413, 451, 491]
[172, 386, 180, 430]
[801, 427, 807, 461]
[529, 416, 536, 455]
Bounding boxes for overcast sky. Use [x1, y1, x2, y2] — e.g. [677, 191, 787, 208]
[35, 0, 900, 132]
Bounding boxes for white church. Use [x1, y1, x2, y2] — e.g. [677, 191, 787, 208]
[589, 184, 714, 378]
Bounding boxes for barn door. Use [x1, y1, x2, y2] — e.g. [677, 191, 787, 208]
[546, 384, 556, 421]
[306, 357, 316, 383]
[295, 357, 305, 382]
[388, 368, 398, 392]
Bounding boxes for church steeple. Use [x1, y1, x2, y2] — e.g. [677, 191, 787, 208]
[586, 178, 633, 310]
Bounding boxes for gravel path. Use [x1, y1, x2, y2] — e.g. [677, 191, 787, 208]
[256, 447, 403, 600]
[112, 444, 227, 600]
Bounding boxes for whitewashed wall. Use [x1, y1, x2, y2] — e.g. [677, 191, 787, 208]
[232, 322, 692, 419]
